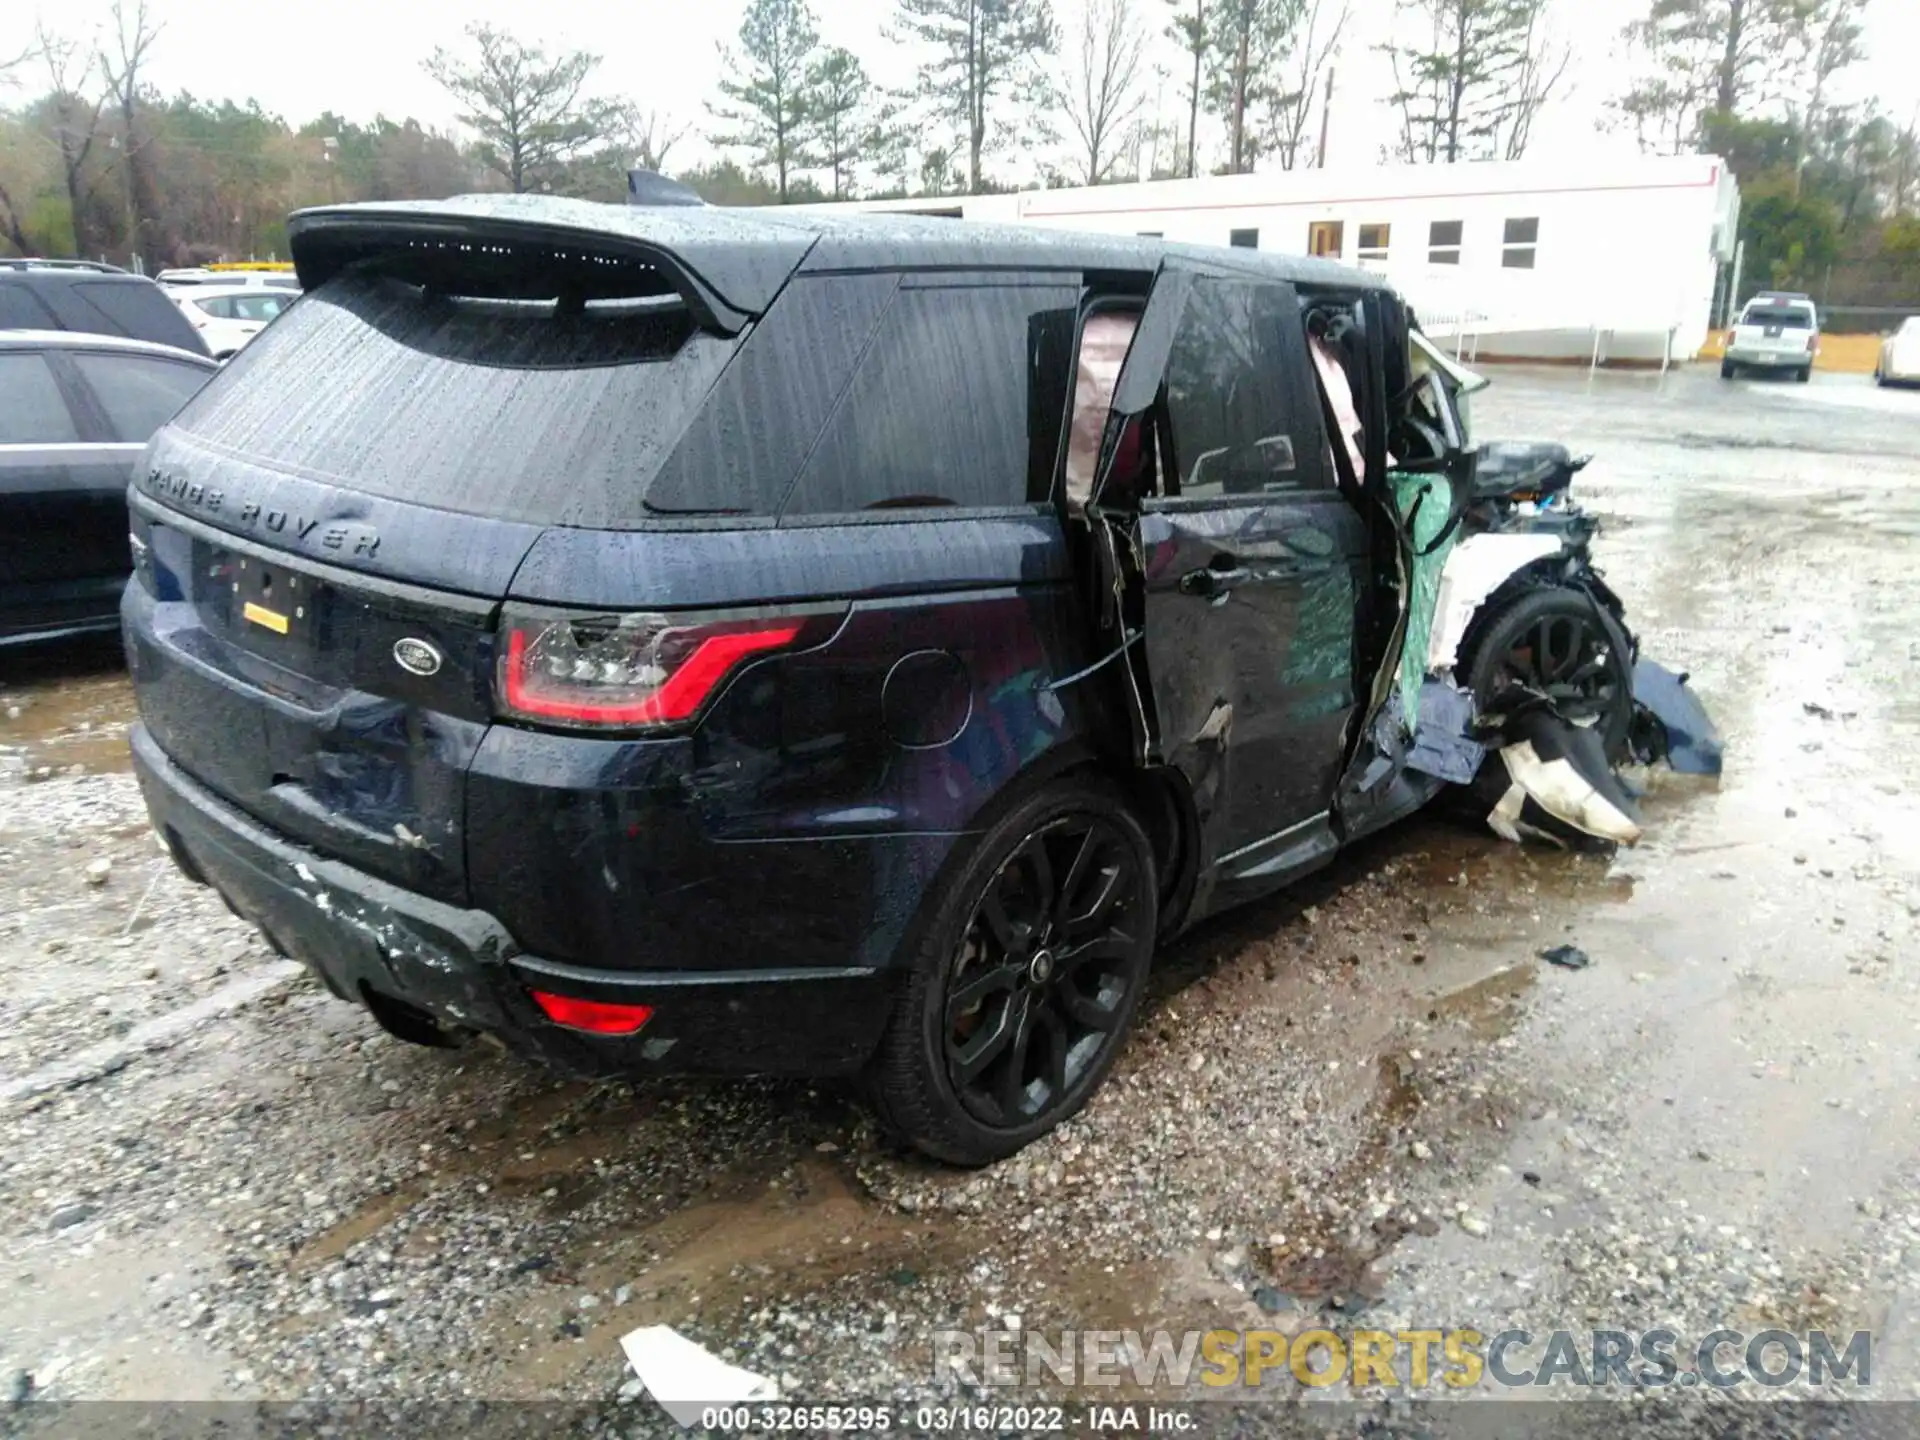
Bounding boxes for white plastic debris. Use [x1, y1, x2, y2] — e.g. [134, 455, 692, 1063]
[620, 1324, 779, 1427]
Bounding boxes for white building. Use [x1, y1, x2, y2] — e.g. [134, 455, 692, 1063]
[792, 155, 1742, 365]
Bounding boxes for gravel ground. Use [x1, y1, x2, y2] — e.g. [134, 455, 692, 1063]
[2, 367, 1918, 1437]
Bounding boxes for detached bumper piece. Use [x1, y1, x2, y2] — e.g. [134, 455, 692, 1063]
[129, 724, 893, 1077]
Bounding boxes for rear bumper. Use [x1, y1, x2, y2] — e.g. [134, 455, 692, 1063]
[130, 723, 896, 1077]
[1724, 347, 1812, 369]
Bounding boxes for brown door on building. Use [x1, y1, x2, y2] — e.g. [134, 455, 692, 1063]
[1308, 221, 1344, 259]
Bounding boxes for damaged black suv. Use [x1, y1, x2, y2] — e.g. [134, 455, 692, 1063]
[125, 195, 1598, 1163]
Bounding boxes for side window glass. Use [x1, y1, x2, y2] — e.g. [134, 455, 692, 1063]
[234, 294, 288, 322]
[782, 280, 1081, 516]
[196, 296, 233, 320]
[0, 353, 80, 444]
[66, 353, 209, 443]
[647, 272, 900, 516]
[1163, 279, 1330, 500]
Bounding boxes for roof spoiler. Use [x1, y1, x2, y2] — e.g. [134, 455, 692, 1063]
[287, 196, 818, 336]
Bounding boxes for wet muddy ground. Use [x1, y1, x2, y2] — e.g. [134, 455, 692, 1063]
[1, 367, 1918, 1432]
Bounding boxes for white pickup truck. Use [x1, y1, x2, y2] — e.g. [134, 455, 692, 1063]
[1722, 293, 1819, 383]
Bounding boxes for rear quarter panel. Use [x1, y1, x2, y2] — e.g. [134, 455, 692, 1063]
[467, 516, 1122, 973]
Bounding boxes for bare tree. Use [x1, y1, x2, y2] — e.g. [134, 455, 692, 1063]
[1789, 0, 1867, 190]
[1264, 0, 1348, 168]
[895, 0, 1058, 194]
[425, 24, 617, 193]
[99, 0, 162, 266]
[1061, 0, 1149, 184]
[36, 22, 110, 257]
[627, 110, 689, 173]
[1496, 0, 1570, 160]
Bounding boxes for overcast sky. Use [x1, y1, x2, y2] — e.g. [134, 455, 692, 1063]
[8, 0, 1918, 180]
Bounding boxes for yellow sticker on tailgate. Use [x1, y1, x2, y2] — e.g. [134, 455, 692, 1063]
[241, 602, 290, 635]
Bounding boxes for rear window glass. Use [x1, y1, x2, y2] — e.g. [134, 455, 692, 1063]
[69, 280, 203, 349]
[1743, 307, 1812, 328]
[67, 352, 210, 443]
[0, 353, 79, 444]
[172, 273, 741, 528]
[0, 283, 59, 330]
[781, 280, 1080, 516]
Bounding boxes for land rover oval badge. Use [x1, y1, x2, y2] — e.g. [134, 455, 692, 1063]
[393, 637, 443, 677]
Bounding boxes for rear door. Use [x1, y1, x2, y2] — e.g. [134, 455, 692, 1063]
[1098, 266, 1367, 883]
[0, 349, 99, 602]
[52, 346, 216, 583]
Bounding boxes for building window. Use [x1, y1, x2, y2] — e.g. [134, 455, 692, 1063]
[1428, 220, 1463, 265]
[1357, 223, 1391, 265]
[1229, 228, 1259, 249]
[1307, 221, 1343, 258]
[1502, 217, 1539, 269]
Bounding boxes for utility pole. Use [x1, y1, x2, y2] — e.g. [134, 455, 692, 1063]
[1315, 65, 1335, 169]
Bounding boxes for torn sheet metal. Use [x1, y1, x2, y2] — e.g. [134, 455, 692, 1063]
[1391, 469, 1460, 726]
[1405, 678, 1487, 786]
[1487, 708, 1644, 848]
[621, 1323, 779, 1427]
[1427, 532, 1566, 673]
[1629, 659, 1725, 776]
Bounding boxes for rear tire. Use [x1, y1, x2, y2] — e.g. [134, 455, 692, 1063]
[865, 777, 1157, 1166]
[1797, 366, 1812, 383]
[1720, 361, 1735, 379]
[1463, 584, 1636, 763]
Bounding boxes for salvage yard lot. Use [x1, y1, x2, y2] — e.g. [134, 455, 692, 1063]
[2, 367, 1919, 1426]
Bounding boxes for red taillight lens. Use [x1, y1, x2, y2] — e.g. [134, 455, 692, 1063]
[530, 990, 654, 1035]
[497, 608, 807, 731]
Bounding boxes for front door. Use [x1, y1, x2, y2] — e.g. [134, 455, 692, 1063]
[1100, 271, 1368, 886]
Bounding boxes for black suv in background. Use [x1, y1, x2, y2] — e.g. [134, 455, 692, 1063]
[2, 330, 217, 646]
[125, 196, 1477, 1163]
[0, 260, 213, 357]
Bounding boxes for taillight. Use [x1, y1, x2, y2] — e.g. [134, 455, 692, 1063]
[1806, 335, 1818, 353]
[496, 606, 812, 731]
[530, 991, 654, 1035]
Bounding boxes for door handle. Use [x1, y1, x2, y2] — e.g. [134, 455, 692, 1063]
[1179, 563, 1253, 600]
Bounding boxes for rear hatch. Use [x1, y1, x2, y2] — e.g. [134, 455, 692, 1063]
[1733, 304, 1815, 357]
[126, 199, 814, 902]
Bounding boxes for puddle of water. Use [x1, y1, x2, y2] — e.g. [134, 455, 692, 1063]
[0, 638, 137, 778]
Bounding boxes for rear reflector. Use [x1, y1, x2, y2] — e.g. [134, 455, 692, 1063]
[498, 607, 806, 731]
[529, 990, 655, 1035]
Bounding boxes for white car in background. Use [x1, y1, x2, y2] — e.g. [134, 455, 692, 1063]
[1877, 316, 1920, 388]
[157, 268, 300, 291]
[1721, 293, 1820, 383]
[168, 283, 296, 360]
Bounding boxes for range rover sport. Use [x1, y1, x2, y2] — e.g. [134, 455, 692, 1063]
[126, 194, 1505, 1164]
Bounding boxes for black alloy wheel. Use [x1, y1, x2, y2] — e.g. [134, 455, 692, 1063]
[866, 778, 1158, 1165]
[943, 815, 1146, 1127]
